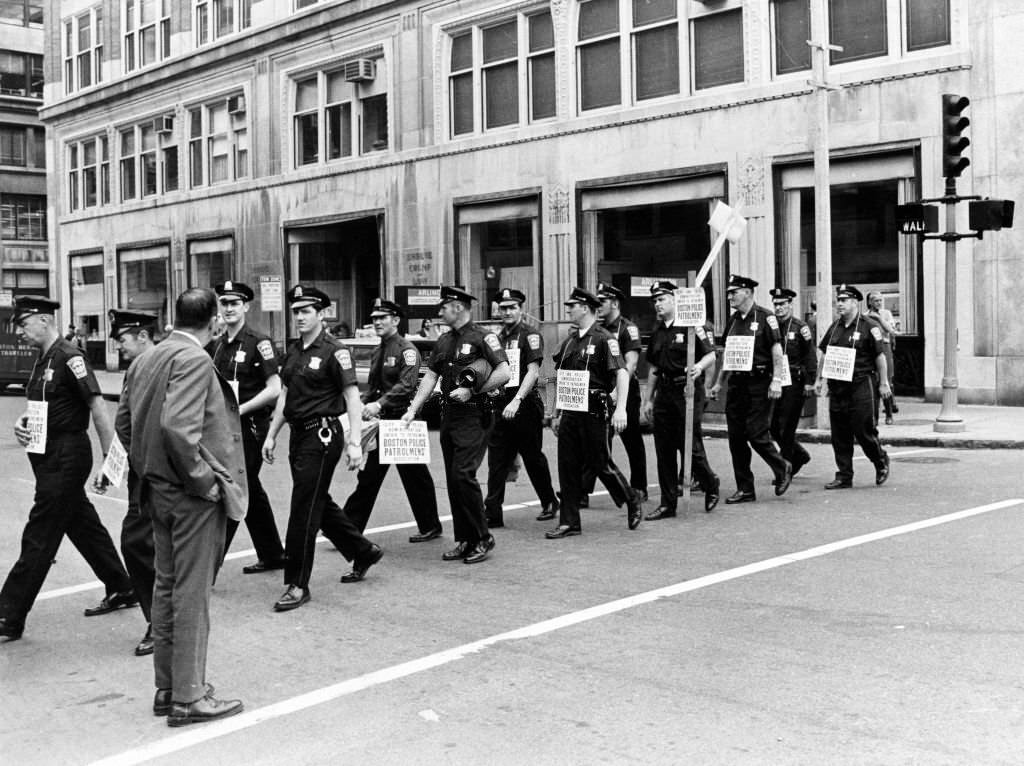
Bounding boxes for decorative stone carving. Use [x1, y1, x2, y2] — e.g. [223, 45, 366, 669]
[548, 184, 570, 225]
[738, 155, 766, 208]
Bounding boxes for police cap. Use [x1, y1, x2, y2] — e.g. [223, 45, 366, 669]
[835, 284, 863, 301]
[726, 274, 758, 293]
[214, 280, 255, 302]
[12, 295, 60, 324]
[564, 287, 601, 310]
[769, 287, 797, 303]
[286, 284, 331, 311]
[493, 287, 526, 307]
[370, 298, 403, 318]
[596, 282, 626, 302]
[108, 308, 158, 337]
[438, 285, 476, 306]
[650, 280, 677, 298]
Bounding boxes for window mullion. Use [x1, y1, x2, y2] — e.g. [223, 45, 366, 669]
[518, 14, 529, 125]
[620, 0, 631, 105]
[473, 28, 482, 134]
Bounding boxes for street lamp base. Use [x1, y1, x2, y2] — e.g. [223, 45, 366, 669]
[933, 419, 966, 433]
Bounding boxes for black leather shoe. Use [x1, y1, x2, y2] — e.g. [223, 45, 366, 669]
[704, 481, 721, 513]
[627, 490, 643, 530]
[442, 541, 471, 561]
[824, 479, 853, 490]
[486, 517, 504, 529]
[545, 525, 581, 539]
[645, 506, 677, 521]
[154, 684, 214, 716]
[409, 526, 442, 543]
[135, 624, 154, 657]
[0, 616, 24, 642]
[791, 455, 810, 477]
[242, 558, 286, 574]
[774, 461, 793, 497]
[273, 585, 310, 612]
[84, 590, 138, 617]
[725, 491, 756, 505]
[535, 501, 558, 521]
[341, 544, 383, 583]
[463, 536, 494, 564]
[875, 454, 891, 486]
[167, 695, 243, 727]
[579, 495, 590, 509]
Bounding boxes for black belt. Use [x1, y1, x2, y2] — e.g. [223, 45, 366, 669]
[730, 366, 771, 380]
[290, 415, 341, 432]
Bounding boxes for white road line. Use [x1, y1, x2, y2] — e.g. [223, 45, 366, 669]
[88, 496, 1023, 766]
[855, 447, 941, 461]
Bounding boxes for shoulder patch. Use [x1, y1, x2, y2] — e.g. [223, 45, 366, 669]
[67, 356, 88, 380]
[870, 326, 883, 341]
[257, 340, 274, 361]
[627, 325, 640, 341]
[403, 348, 418, 366]
[766, 315, 779, 330]
[484, 333, 501, 351]
[527, 334, 541, 350]
[334, 349, 353, 370]
[800, 325, 812, 341]
[696, 327, 707, 340]
[607, 338, 621, 357]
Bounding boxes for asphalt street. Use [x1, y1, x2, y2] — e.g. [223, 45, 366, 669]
[1, 394, 1023, 765]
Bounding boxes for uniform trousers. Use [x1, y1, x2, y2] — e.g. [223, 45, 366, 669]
[725, 376, 789, 494]
[484, 394, 557, 523]
[583, 378, 647, 496]
[557, 403, 632, 530]
[653, 383, 718, 510]
[439, 403, 494, 545]
[828, 377, 888, 482]
[223, 415, 285, 562]
[284, 425, 376, 589]
[146, 479, 224, 704]
[769, 372, 811, 470]
[121, 470, 155, 622]
[0, 431, 131, 628]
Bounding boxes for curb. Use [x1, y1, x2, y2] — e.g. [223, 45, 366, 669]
[701, 425, 1024, 451]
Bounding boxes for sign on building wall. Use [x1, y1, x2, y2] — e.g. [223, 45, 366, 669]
[259, 275, 282, 312]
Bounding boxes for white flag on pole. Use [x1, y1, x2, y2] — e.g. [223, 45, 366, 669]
[695, 201, 748, 287]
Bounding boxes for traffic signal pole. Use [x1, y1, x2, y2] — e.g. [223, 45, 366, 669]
[934, 177, 965, 432]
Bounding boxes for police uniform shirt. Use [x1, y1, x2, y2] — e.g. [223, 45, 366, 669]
[602, 315, 643, 368]
[646, 321, 714, 381]
[724, 304, 782, 368]
[26, 338, 101, 434]
[280, 330, 358, 421]
[428, 322, 507, 396]
[553, 323, 626, 392]
[209, 325, 279, 409]
[778, 316, 817, 379]
[365, 333, 420, 416]
[498, 320, 544, 396]
[817, 313, 884, 388]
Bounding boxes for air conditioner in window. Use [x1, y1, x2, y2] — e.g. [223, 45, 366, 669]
[154, 115, 174, 134]
[343, 59, 376, 83]
[228, 94, 246, 115]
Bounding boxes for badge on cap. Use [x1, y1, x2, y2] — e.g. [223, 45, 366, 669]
[503, 289, 511, 299]
[225, 280, 233, 291]
[295, 286, 303, 298]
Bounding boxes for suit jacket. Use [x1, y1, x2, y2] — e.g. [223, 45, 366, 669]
[117, 331, 248, 520]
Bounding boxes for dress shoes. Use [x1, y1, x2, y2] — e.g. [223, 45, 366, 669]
[134, 624, 154, 657]
[242, 558, 286, 574]
[167, 694, 243, 727]
[442, 541, 472, 561]
[645, 506, 677, 521]
[486, 517, 504, 529]
[579, 494, 590, 509]
[273, 585, 310, 612]
[824, 479, 853, 490]
[83, 590, 138, 617]
[884, 416, 894, 425]
[724, 490, 756, 505]
[463, 535, 495, 564]
[409, 526, 442, 543]
[791, 455, 810, 477]
[0, 616, 24, 642]
[774, 461, 794, 497]
[545, 525, 581, 539]
[627, 490, 644, 530]
[340, 544, 383, 583]
[704, 481, 721, 513]
[875, 454, 891, 486]
[154, 684, 214, 716]
[535, 501, 558, 521]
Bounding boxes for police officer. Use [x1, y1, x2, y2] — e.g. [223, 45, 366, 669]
[483, 288, 559, 528]
[547, 287, 643, 538]
[710, 275, 792, 504]
[768, 288, 817, 477]
[814, 284, 891, 488]
[210, 281, 286, 574]
[402, 286, 509, 564]
[340, 298, 442, 548]
[262, 285, 381, 611]
[640, 281, 720, 518]
[0, 296, 135, 643]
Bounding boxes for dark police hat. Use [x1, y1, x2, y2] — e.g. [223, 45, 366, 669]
[596, 282, 626, 302]
[438, 285, 476, 306]
[214, 280, 255, 302]
[11, 294, 60, 324]
[369, 298, 403, 318]
[564, 287, 601, 310]
[769, 287, 797, 302]
[108, 308, 158, 336]
[493, 287, 526, 306]
[835, 283, 863, 301]
[650, 280, 677, 298]
[286, 284, 331, 311]
[726, 274, 758, 292]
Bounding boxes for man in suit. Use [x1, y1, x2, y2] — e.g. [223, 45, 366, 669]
[118, 288, 246, 726]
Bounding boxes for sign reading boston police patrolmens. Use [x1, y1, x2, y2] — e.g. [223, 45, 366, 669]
[378, 419, 431, 464]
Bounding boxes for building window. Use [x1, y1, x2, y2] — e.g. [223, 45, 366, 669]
[70, 252, 105, 340]
[772, 0, 811, 75]
[1, 269, 48, 293]
[0, 51, 43, 98]
[63, 6, 103, 93]
[292, 61, 388, 167]
[829, 0, 886, 64]
[906, 0, 949, 51]
[189, 95, 248, 186]
[0, 194, 45, 240]
[528, 12, 556, 120]
[68, 136, 111, 211]
[0, 1, 43, 28]
[195, 0, 252, 45]
[0, 123, 27, 165]
[692, 7, 743, 90]
[117, 117, 177, 201]
[118, 245, 170, 330]
[188, 236, 233, 286]
[124, 0, 171, 72]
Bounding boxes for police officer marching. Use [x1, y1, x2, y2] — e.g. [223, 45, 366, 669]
[402, 286, 509, 564]
[483, 288, 559, 528]
[640, 281, 721, 518]
[709, 275, 793, 504]
[210, 281, 287, 574]
[768, 288, 817, 478]
[0, 296, 135, 643]
[814, 284, 891, 489]
[262, 285, 382, 611]
[340, 298, 442, 546]
[547, 287, 643, 538]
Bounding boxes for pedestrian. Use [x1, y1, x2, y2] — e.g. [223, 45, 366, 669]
[0, 296, 136, 644]
[709, 274, 793, 504]
[483, 288, 559, 528]
[814, 284, 891, 489]
[768, 288, 817, 478]
[640, 281, 721, 518]
[210, 280, 287, 574]
[546, 287, 643, 539]
[401, 286, 510, 564]
[119, 287, 245, 725]
[340, 298, 442, 552]
[262, 285, 381, 610]
[865, 291, 899, 424]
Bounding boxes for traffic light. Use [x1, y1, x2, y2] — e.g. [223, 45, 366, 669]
[942, 93, 970, 179]
[969, 199, 1015, 232]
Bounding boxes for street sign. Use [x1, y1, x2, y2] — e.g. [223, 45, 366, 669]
[259, 275, 282, 312]
[895, 203, 940, 234]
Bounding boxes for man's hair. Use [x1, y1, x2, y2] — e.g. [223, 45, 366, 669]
[174, 288, 218, 330]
